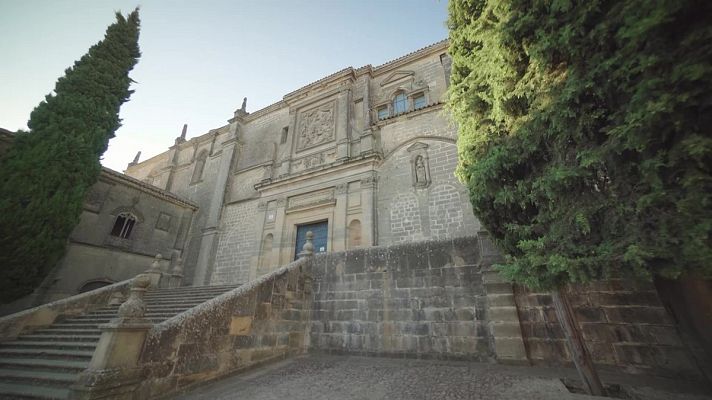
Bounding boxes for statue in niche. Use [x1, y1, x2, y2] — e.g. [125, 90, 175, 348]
[415, 155, 427, 184]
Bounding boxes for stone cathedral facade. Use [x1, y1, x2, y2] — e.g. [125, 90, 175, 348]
[125, 40, 481, 286]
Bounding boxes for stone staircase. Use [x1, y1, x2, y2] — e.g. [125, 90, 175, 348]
[0, 284, 239, 400]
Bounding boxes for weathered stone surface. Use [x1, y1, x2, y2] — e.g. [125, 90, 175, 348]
[310, 237, 494, 360]
[514, 282, 699, 378]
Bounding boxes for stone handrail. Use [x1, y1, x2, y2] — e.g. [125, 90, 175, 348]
[147, 256, 309, 338]
[0, 278, 133, 341]
[135, 256, 313, 398]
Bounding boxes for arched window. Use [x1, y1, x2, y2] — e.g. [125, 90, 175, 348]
[191, 151, 207, 184]
[348, 219, 362, 249]
[393, 92, 407, 115]
[78, 279, 114, 293]
[111, 212, 137, 239]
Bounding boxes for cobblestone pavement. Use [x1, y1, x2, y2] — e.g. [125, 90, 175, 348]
[173, 354, 711, 400]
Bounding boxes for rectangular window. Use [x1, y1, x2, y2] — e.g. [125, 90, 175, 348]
[413, 94, 426, 110]
[393, 93, 407, 115]
[280, 126, 288, 144]
[377, 106, 389, 120]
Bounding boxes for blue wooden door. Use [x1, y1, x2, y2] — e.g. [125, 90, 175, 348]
[295, 221, 328, 259]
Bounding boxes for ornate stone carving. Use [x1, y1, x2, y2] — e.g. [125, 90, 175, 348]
[117, 274, 150, 319]
[296, 102, 335, 151]
[360, 175, 377, 189]
[276, 198, 287, 208]
[407, 142, 431, 188]
[257, 201, 268, 211]
[335, 183, 348, 195]
[290, 150, 336, 174]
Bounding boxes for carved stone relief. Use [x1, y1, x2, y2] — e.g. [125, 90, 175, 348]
[296, 102, 335, 151]
[290, 150, 336, 174]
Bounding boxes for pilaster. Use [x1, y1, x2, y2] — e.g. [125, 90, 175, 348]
[332, 183, 349, 252]
[193, 131, 238, 285]
[360, 175, 376, 246]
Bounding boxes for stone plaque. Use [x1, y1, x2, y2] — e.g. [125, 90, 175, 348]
[296, 102, 335, 151]
[155, 212, 172, 231]
[287, 188, 335, 210]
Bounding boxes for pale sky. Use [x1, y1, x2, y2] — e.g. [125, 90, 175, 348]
[0, 0, 449, 171]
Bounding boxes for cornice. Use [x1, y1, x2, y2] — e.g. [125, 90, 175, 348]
[100, 167, 198, 210]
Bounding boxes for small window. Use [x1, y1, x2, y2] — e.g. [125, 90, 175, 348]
[393, 92, 407, 115]
[280, 127, 288, 144]
[413, 93, 426, 110]
[111, 212, 137, 239]
[377, 106, 389, 120]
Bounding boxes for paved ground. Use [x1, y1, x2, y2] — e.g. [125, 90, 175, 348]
[173, 354, 711, 400]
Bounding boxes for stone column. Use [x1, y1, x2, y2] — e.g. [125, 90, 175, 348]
[333, 183, 348, 252]
[360, 175, 376, 246]
[193, 135, 238, 285]
[335, 89, 351, 161]
[70, 275, 153, 399]
[272, 198, 288, 265]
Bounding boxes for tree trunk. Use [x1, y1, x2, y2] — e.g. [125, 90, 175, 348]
[552, 287, 605, 396]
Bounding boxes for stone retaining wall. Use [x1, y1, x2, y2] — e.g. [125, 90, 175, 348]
[514, 280, 701, 379]
[309, 237, 500, 361]
[135, 258, 312, 399]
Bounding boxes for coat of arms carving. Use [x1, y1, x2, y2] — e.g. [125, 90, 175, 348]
[296, 103, 335, 151]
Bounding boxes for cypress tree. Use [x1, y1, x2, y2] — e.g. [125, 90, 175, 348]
[448, 0, 711, 394]
[0, 10, 141, 303]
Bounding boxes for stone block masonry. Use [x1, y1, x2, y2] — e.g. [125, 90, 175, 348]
[310, 236, 498, 361]
[514, 280, 701, 379]
[135, 258, 312, 399]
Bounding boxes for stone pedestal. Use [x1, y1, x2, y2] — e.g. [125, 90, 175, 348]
[70, 275, 153, 400]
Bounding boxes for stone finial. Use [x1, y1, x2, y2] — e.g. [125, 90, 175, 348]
[298, 231, 314, 259]
[148, 254, 163, 273]
[127, 151, 141, 168]
[175, 124, 188, 145]
[118, 274, 150, 319]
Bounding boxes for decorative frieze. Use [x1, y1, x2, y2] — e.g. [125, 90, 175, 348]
[290, 150, 336, 174]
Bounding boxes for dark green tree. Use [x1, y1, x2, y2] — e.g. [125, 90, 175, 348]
[0, 10, 141, 303]
[448, 0, 711, 394]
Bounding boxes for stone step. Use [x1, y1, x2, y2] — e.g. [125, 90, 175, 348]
[143, 295, 226, 302]
[33, 329, 101, 336]
[0, 358, 88, 374]
[146, 289, 236, 296]
[0, 348, 93, 361]
[0, 368, 76, 386]
[148, 284, 237, 292]
[0, 341, 97, 351]
[51, 323, 102, 329]
[0, 382, 69, 400]
[18, 335, 100, 343]
[58, 318, 111, 324]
